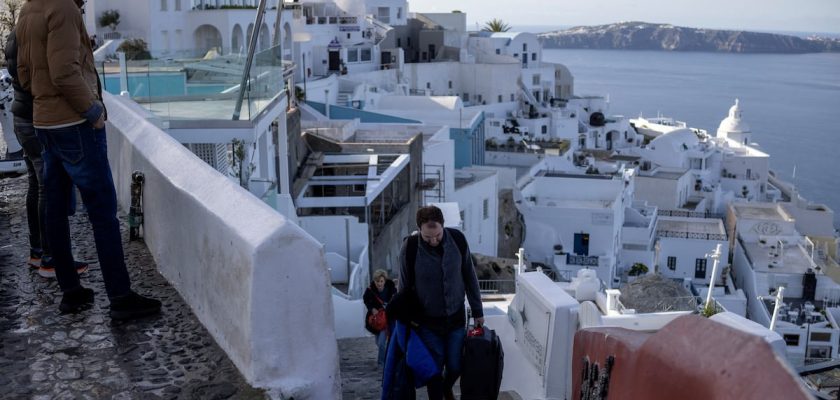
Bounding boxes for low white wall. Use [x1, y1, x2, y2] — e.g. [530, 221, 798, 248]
[332, 294, 370, 339]
[104, 93, 340, 398]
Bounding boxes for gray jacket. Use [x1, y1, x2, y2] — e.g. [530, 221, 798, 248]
[399, 228, 484, 321]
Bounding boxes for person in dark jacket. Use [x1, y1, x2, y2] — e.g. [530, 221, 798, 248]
[364, 269, 397, 368]
[399, 205, 484, 400]
[4, 30, 89, 278]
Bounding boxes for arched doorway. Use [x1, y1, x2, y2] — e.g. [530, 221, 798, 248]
[194, 24, 223, 56]
[606, 130, 618, 151]
[232, 24, 244, 54]
[283, 22, 292, 61]
[246, 23, 255, 48]
[258, 22, 270, 51]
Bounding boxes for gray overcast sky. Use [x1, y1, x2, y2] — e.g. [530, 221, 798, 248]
[408, 0, 840, 34]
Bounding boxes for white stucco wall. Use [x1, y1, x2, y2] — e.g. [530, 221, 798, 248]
[451, 170, 499, 257]
[658, 237, 729, 285]
[104, 93, 340, 398]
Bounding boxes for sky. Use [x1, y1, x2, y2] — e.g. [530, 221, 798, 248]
[408, 0, 840, 34]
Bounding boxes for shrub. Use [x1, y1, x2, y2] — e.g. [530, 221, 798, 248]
[117, 39, 152, 61]
[99, 9, 120, 31]
[628, 263, 648, 276]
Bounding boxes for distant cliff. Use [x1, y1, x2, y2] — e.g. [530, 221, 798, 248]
[538, 22, 840, 53]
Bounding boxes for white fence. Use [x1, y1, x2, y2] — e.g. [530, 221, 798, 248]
[104, 93, 340, 398]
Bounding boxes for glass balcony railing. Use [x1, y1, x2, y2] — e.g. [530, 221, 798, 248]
[97, 44, 291, 123]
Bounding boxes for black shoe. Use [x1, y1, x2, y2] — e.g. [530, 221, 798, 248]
[109, 291, 162, 321]
[59, 286, 95, 314]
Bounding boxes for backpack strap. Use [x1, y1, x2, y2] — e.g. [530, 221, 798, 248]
[445, 227, 469, 259]
[404, 233, 419, 290]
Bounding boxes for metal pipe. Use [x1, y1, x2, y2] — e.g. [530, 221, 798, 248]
[770, 286, 785, 331]
[704, 244, 722, 311]
[233, 0, 269, 120]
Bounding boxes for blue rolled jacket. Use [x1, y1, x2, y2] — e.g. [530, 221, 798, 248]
[381, 321, 440, 399]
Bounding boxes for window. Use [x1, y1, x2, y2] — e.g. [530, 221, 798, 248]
[161, 0, 167, 11]
[422, 51, 427, 60]
[541, 125, 547, 134]
[377, 7, 390, 24]
[695, 258, 707, 279]
[360, 48, 371, 61]
[463, 93, 469, 102]
[523, 43, 527, 51]
[513, 53, 518, 58]
[498, 95, 503, 103]
[448, 81, 452, 89]
[397, 38, 401, 47]
[495, 49, 500, 55]
[483, 199, 489, 219]
[347, 49, 358, 62]
[397, 7, 402, 19]
[407, 37, 411, 46]
[477, 94, 483, 103]
[667, 256, 677, 271]
[531, 53, 536, 61]
[426, 82, 431, 89]
[783, 334, 800, 347]
[532, 74, 540, 85]
[510, 94, 515, 101]
[811, 332, 832, 342]
[347, 33, 351, 39]
[175, 0, 181, 11]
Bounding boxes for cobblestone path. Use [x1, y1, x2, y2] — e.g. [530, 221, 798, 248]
[0, 175, 265, 399]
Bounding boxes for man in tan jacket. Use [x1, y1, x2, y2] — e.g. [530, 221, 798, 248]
[16, 0, 161, 320]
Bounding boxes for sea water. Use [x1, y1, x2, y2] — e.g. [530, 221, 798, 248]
[543, 49, 840, 228]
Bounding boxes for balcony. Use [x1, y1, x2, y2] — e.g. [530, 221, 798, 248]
[567, 254, 599, 267]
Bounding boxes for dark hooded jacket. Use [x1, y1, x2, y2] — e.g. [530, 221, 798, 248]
[4, 31, 34, 121]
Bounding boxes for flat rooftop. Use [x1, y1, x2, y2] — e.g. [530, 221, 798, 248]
[536, 171, 614, 180]
[640, 169, 688, 180]
[528, 197, 615, 209]
[732, 203, 793, 222]
[454, 168, 496, 190]
[657, 217, 726, 236]
[744, 240, 815, 275]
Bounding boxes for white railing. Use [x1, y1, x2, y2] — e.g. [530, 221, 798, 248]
[104, 93, 339, 398]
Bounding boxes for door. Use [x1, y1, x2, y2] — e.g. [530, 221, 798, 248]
[695, 258, 707, 279]
[574, 233, 590, 256]
[381, 51, 391, 68]
[328, 51, 340, 71]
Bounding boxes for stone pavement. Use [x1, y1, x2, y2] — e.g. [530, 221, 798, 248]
[0, 175, 265, 399]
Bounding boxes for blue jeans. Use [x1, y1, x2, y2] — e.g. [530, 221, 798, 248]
[376, 329, 388, 368]
[415, 326, 466, 400]
[36, 122, 131, 298]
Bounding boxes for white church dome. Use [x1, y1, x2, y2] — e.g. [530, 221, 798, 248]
[717, 99, 751, 138]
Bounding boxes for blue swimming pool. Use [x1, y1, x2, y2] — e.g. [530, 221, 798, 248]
[100, 72, 230, 97]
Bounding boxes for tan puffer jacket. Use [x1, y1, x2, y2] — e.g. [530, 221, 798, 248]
[15, 0, 104, 128]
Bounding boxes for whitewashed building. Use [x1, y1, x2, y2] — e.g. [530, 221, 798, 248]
[728, 202, 840, 366]
[85, 0, 281, 57]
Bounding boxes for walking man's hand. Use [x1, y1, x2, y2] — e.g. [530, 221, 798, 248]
[93, 113, 105, 129]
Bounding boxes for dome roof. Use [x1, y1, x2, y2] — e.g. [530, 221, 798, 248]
[645, 128, 700, 168]
[717, 99, 751, 137]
